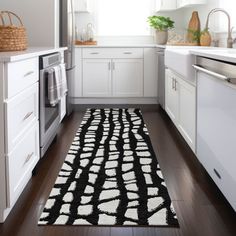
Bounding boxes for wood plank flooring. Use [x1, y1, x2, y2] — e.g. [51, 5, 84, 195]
[0, 107, 235, 236]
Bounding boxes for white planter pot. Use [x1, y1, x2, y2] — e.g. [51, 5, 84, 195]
[156, 30, 168, 45]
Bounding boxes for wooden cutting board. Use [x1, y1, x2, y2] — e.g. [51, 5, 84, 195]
[187, 11, 200, 44]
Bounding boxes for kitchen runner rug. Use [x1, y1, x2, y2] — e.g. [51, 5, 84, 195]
[38, 108, 179, 226]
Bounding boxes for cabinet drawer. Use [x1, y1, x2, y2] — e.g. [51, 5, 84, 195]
[82, 48, 144, 59]
[6, 122, 39, 207]
[6, 57, 39, 98]
[5, 83, 39, 152]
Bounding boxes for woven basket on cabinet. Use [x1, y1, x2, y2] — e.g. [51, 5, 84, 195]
[0, 11, 27, 52]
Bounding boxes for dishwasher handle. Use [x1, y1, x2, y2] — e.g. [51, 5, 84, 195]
[193, 64, 230, 82]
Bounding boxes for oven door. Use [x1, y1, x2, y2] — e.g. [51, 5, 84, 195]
[39, 69, 60, 157]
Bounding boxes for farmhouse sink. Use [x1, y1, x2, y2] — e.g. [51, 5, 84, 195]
[165, 48, 196, 83]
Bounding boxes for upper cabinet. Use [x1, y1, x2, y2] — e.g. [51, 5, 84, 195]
[156, 0, 177, 12]
[177, 0, 207, 8]
[156, 0, 207, 12]
[74, 0, 91, 13]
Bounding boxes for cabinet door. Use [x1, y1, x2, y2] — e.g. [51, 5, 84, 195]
[177, 77, 196, 151]
[165, 69, 178, 124]
[144, 48, 158, 97]
[74, 0, 90, 12]
[156, 0, 177, 11]
[112, 59, 143, 97]
[177, 0, 206, 8]
[83, 59, 112, 97]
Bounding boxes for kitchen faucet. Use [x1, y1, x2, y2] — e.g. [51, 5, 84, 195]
[205, 8, 233, 48]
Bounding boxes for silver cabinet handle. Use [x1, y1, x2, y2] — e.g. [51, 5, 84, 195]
[124, 52, 132, 54]
[24, 71, 34, 77]
[90, 52, 99, 55]
[23, 152, 34, 166]
[108, 62, 111, 70]
[23, 111, 33, 121]
[172, 78, 175, 89]
[174, 79, 177, 91]
[112, 62, 115, 70]
[193, 64, 229, 82]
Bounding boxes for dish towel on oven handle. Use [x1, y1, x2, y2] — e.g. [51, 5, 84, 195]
[47, 64, 68, 107]
[59, 63, 68, 96]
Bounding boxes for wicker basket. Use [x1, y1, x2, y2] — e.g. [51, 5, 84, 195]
[0, 11, 27, 52]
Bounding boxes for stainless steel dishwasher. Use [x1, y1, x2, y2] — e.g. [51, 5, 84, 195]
[157, 48, 165, 109]
[193, 57, 236, 211]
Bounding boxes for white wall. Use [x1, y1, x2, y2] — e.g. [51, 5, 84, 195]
[0, 0, 59, 47]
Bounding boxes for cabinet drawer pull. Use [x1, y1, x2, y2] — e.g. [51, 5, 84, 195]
[112, 62, 115, 70]
[108, 62, 111, 70]
[24, 71, 34, 77]
[124, 52, 132, 54]
[90, 52, 99, 55]
[23, 111, 34, 121]
[214, 168, 222, 179]
[174, 79, 177, 91]
[172, 78, 175, 89]
[23, 152, 34, 166]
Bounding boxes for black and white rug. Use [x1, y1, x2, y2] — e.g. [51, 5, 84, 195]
[39, 108, 179, 226]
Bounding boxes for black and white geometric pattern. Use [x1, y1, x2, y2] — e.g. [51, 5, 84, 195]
[38, 108, 179, 226]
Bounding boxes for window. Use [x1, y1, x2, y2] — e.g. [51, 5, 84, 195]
[94, 0, 155, 36]
[219, 0, 236, 32]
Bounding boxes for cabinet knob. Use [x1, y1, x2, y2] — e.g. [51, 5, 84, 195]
[124, 52, 132, 54]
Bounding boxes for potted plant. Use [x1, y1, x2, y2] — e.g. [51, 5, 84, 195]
[147, 15, 174, 45]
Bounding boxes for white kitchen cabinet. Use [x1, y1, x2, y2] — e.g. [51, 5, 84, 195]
[165, 69, 179, 124]
[177, 0, 206, 8]
[6, 122, 39, 207]
[74, 47, 158, 103]
[83, 59, 112, 97]
[0, 57, 40, 223]
[177, 76, 196, 150]
[156, 0, 177, 12]
[74, 0, 91, 12]
[112, 59, 143, 97]
[144, 48, 158, 97]
[165, 69, 196, 151]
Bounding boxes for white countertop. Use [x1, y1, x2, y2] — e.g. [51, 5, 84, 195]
[0, 47, 67, 62]
[190, 48, 236, 63]
[75, 44, 165, 48]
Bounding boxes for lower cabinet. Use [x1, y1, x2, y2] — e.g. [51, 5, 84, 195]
[82, 58, 143, 97]
[83, 59, 112, 97]
[74, 47, 158, 101]
[112, 59, 143, 97]
[6, 122, 39, 207]
[165, 69, 196, 152]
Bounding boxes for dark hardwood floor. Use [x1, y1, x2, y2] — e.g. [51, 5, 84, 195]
[0, 107, 235, 236]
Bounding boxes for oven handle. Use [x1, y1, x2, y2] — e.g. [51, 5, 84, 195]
[192, 64, 232, 82]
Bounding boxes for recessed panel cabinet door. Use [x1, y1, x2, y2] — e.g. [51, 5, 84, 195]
[112, 59, 143, 97]
[82, 59, 112, 97]
[165, 69, 179, 124]
[177, 77, 196, 150]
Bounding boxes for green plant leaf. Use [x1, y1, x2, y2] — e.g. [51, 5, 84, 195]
[147, 15, 175, 31]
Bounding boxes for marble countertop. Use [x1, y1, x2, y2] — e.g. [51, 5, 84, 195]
[0, 47, 67, 62]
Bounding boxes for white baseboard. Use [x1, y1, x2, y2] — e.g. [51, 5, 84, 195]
[72, 97, 158, 105]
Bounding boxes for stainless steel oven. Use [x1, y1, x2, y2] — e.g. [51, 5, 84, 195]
[39, 53, 61, 157]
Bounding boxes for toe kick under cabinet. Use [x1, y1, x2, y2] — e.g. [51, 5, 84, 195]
[73, 47, 158, 104]
[0, 57, 40, 222]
